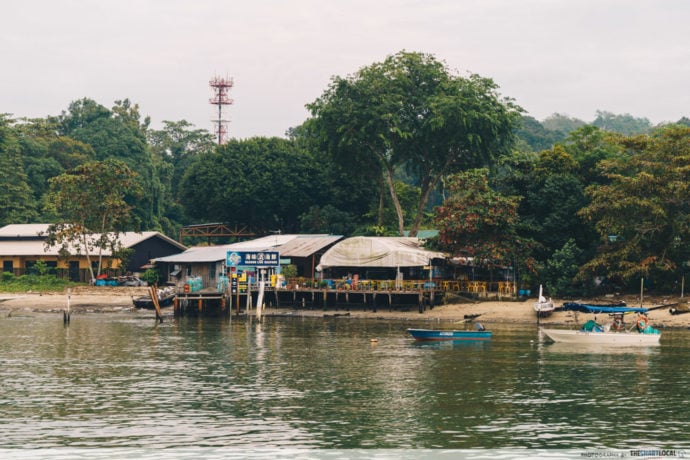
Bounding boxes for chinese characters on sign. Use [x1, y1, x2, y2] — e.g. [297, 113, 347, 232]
[226, 251, 280, 267]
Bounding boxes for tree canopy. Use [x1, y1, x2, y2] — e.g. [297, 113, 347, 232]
[307, 50, 522, 237]
[44, 159, 142, 282]
[578, 126, 690, 289]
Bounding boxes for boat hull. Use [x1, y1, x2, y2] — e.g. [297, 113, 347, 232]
[541, 328, 660, 346]
[133, 294, 175, 309]
[534, 301, 554, 317]
[407, 328, 492, 341]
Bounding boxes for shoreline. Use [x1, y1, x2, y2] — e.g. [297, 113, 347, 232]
[1, 292, 690, 329]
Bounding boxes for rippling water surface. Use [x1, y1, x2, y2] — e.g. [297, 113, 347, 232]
[1, 311, 689, 453]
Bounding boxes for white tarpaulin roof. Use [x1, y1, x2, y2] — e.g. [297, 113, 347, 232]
[316, 236, 446, 270]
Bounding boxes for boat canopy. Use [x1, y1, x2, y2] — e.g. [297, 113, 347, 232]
[316, 236, 446, 270]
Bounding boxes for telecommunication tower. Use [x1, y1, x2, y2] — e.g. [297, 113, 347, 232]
[209, 75, 234, 144]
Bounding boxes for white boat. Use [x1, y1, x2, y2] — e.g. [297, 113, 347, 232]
[533, 284, 554, 317]
[542, 315, 661, 346]
[541, 328, 660, 346]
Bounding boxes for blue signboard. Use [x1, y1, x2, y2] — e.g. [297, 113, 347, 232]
[226, 251, 280, 267]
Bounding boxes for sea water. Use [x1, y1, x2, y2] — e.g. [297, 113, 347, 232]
[0, 311, 688, 458]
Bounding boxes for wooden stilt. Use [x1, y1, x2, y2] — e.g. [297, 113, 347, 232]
[149, 285, 163, 323]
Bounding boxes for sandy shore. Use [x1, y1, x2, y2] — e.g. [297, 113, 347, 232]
[1, 289, 690, 329]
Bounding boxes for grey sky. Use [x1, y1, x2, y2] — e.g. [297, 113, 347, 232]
[3, 0, 689, 139]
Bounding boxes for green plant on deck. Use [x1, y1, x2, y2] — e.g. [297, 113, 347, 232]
[281, 264, 297, 279]
[142, 268, 159, 286]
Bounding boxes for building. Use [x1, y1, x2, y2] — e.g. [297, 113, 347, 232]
[154, 234, 343, 291]
[316, 236, 447, 282]
[0, 224, 186, 282]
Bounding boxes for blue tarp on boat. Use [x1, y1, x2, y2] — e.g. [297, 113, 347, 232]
[560, 302, 648, 314]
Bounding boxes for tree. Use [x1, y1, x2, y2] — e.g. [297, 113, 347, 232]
[578, 126, 690, 290]
[515, 115, 566, 152]
[180, 137, 319, 232]
[541, 113, 586, 135]
[592, 110, 652, 135]
[433, 169, 533, 273]
[0, 115, 38, 225]
[44, 159, 142, 282]
[307, 50, 521, 237]
[147, 120, 216, 235]
[57, 98, 157, 230]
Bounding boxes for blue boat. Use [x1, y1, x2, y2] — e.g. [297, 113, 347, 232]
[407, 326, 492, 341]
[560, 302, 648, 314]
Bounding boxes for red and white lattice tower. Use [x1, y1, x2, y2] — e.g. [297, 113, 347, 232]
[209, 75, 234, 144]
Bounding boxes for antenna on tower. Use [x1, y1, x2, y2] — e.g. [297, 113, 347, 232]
[209, 75, 234, 144]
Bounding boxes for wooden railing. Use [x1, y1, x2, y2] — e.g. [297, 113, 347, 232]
[283, 278, 517, 296]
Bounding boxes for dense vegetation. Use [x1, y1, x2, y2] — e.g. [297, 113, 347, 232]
[2, 50, 689, 297]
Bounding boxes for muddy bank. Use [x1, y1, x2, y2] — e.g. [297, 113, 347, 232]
[1, 290, 689, 328]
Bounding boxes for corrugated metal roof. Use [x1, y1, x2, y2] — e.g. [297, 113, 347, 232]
[277, 235, 344, 258]
[0, 224, 51, 238]
[153, 234, 339, 264]
[118, 231, 187, 251]
[0, 230, 186, 256]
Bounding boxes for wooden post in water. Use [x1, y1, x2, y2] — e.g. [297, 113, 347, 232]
[640, 277, 644, 307]
[63, 288, 71, 325]
[149, 285, 163, 323]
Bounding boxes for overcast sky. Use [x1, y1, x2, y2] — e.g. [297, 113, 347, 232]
[3, 0, 690, 139]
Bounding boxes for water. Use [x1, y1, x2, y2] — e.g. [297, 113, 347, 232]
[1, 311, 689, 456]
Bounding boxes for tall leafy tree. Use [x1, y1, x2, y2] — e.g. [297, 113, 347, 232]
[0, 115, 38, 225]
[515, 115, 565, 152]
[307, 50, 521, 237]
[578, 126, 690, 289]
[180, 137, 319, 232]
[433, 169, 533, 272]
[57, 98, 156, 230]
[13, 117, 96, 208]
[289, 122, 380, 233]
[44, 159, 142, 282]
[147, 120, 215, 235]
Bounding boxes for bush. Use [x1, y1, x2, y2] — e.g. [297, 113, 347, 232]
[142, 268, 160, 286]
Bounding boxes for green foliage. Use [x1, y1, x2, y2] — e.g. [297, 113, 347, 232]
[541, 113, 586, 134]
[281, 264, 298, 279]
[308, 50, 521, 236]
[57, 98, 156, 229]
[592, 110, 652, 135]
[0, 115, 39, 225]
[32, 260, 52, 276]
[515, 115, 566, 152]
[433, 169, 534, 273]
[44, 159, 143, 282]
[112, 247, 135, 273]
[543, 239, 586, 297]
[578, 126, 690, 289]
[142, 268, 159, 285]
[299, 205, 356, 235]
[180, 137, 321, 232]
[0, 271, 77, 293]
